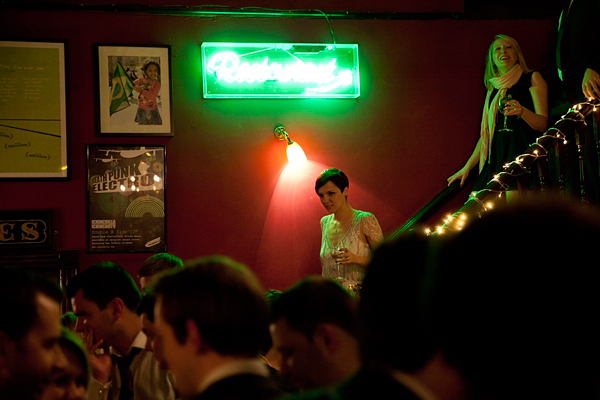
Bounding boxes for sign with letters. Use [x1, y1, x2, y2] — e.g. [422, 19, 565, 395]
[201, 42, 360, 99]
[0, 210, 54, 252]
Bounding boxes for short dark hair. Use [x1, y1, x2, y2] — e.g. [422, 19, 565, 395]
[359, 232, 434, 372]
[430, 197, 600, 399]
[315, 168, 349, 194]
[66, 262, 141, 311]
[138, 253, 183, 278]
[136, 294, 156, 322]
[0, 268, 63, 340]
[261, 289, 282, 354]
[270, 276, 358, 340]
[154, 255, 269, 357]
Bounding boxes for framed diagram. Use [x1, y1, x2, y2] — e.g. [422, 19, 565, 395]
[0, 41, 68, 179]
[87, 144, 166, 253]
[96, 45, 172, 136]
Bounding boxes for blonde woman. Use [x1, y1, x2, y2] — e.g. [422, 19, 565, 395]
[448, 34, 548, 199]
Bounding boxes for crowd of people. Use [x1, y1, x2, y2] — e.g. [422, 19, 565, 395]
[5, 195, 600, 400]
[3, 2, 600, 399]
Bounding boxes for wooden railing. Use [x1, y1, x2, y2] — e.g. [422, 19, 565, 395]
[392, 98, 600, 237]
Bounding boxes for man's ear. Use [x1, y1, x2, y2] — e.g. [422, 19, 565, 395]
[312, 323, 341, 355]
[108, 297, 125, 321]
[185, 319, 209, 354]
[0, 331, 8, 369]
[0, 331, 17, 375]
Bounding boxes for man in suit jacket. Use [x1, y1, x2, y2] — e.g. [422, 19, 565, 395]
[152, 255, 283, 400]
[556, 0, 600, 203]
[430, 198, 600, 399]
[67, 262, 176, 400]
[269, 277, 361, 391]
[0, 268, 67, 400]
[279, 233, 465, 400]
[557, 0, 600, 103]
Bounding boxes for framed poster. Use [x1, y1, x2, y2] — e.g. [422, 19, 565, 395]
[0, 41, 68, 179]
[87, 145, 166, 253]
[96, 45, 172, 136]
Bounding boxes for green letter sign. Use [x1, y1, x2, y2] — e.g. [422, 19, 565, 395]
[201, 43, 360, 99]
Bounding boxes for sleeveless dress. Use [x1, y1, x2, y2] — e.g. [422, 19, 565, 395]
[474, 71, 539, 191]
[320, 210, 383, 293]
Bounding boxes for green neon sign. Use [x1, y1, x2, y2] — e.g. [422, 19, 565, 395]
[201, 42, 360, 99]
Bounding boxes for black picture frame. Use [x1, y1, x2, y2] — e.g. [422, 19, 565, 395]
[86, 144, 166, 253]
[96, 44, 173, 136]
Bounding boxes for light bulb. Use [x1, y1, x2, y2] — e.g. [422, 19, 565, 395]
[286, 141, 307, 166]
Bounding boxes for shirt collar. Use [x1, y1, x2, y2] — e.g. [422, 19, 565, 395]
[198, 358, 268, 394]
[390, 370, 440, 400]
[110, 330, 147, 357]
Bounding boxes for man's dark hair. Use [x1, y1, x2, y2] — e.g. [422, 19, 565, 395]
[66, 262, 141, 311]
[359, 232, 434, 372]
[154, 255, 269, 357]
[270, 276, 358, 340]
[138, 253, 183, 278]
[430, 196, 600, 399]
[136, 294, 156, 322]
[0, 268, 63, 340]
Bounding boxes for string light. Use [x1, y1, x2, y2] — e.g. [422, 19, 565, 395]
[427, 98, 600, 236]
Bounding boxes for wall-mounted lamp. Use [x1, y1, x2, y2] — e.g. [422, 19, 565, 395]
[274, 125, 307, 166]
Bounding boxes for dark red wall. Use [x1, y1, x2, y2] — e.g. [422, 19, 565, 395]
[0, 4, 557, 290]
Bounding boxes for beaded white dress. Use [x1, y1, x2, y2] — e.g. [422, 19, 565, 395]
[320, 210, 383, 292]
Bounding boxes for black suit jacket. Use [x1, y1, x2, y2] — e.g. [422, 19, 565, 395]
[191, 373, 283, 400]
[557, 0, 600, 103]
[278, 368, 423, 400]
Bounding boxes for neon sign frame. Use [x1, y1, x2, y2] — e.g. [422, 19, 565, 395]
[201, 42, 360, 99]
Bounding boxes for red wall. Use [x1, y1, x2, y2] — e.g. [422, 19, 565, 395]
[0, 5, 557, 290]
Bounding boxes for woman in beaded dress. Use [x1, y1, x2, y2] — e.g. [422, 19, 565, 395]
[316, 168, 383, 294]
[448, 34, 548, 199]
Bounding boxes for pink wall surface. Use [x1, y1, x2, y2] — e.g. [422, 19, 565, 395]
[0, 4, 557, 290]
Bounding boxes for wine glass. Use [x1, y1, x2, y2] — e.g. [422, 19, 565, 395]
[498, 93, 513, 132]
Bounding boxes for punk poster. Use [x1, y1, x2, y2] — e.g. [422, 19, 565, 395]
[87, 145, 166, 253]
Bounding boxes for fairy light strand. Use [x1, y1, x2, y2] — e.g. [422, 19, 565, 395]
[424, 98, 600, 236]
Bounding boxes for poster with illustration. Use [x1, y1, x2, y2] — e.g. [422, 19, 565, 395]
[0, 41, 68, 178]
[97, 45, 172, 136]
[87, 145, 166, 253]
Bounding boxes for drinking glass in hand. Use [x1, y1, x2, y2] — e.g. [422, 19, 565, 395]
[498, 93, 513, 132]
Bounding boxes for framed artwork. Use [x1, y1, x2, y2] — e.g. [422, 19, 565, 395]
[0, 41, 68, 179]
[96, 45, 172, 136]
[87, 144, 166, 253]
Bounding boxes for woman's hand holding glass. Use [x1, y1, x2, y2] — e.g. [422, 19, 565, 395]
[498, 93, 514, 132]
[332, 247, 354, 265]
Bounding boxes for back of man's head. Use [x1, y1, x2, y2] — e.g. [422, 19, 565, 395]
[270, 277, 358, 340]
[359, 232, 434, 372]
[431, 196, 600, 399]
[138, 252, 183, 278]
[66, 261, 141, 311]
[0, 267, 63, 339]
[154, 255, 269, 357]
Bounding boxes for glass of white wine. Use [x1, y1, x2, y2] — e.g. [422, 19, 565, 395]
[498, 93, 513, 132]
